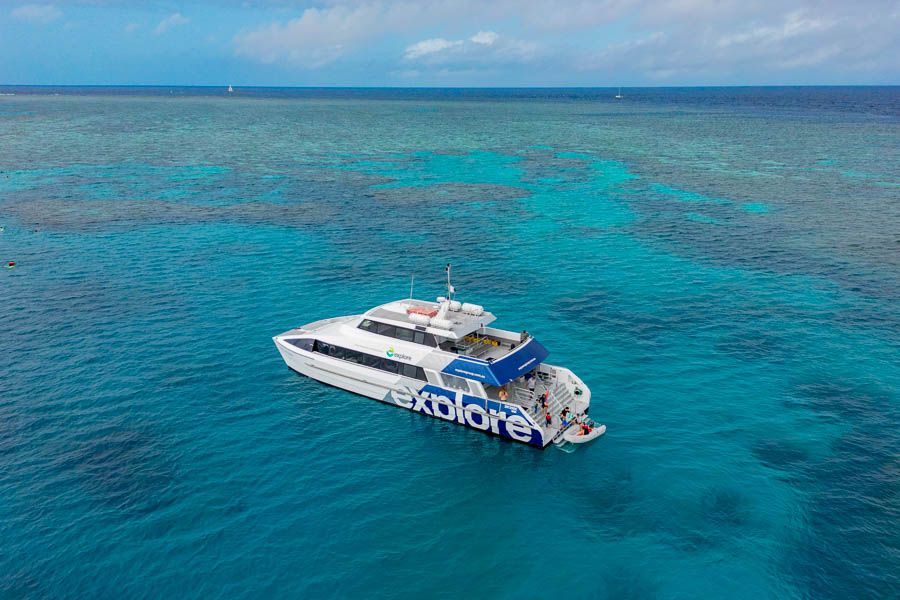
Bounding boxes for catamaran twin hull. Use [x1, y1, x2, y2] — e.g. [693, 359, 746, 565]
[276, 341, 547, 447]
[273, 296, 593, 449]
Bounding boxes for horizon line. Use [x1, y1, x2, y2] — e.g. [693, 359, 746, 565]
[1, 83, 898, 89]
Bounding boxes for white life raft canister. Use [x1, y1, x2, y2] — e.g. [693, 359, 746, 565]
[408, 313, 432, 326]
[461, 303, 484, 316]
[430, 317, 453, 330]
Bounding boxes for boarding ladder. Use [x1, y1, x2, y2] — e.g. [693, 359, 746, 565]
[513, 370, 579, 444]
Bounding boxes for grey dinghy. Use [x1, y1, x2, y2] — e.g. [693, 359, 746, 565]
[563, 423, 607, 444]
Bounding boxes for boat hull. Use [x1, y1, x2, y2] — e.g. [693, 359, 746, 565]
[275, 339, 548, 448]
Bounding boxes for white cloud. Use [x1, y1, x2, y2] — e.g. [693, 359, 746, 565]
[404, 38, 462, 60]
[235, 2, 426, 68]
[403, 30, 536, 66]
[577, 4, 899, 81]
[124, 22, 140, 34]
[11, 4, 62, 24]
[716, 11, 835, 49]
[231, 1, 632, 69]
[230, 0, 899, 82]
[470, 30, 498, 45]
[154, 12, 189, 36]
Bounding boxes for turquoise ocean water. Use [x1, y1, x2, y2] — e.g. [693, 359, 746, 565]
[1, 87, 898, 598]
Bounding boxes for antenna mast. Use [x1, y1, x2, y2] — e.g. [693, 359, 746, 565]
[445, 263, 455, 300]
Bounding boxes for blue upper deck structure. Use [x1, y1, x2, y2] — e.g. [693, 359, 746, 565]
[441, 337, 550, 386]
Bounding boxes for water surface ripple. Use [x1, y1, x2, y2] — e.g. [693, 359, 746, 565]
[1, 87, 898, 599]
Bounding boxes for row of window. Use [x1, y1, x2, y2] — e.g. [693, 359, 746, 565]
[357, 319, 438, 347]
[285, 338, 427, 381]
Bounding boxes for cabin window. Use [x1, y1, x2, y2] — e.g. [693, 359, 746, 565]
[393, 327, 415, 342]
[358, 319, 378, 333]
[376, 323, 393, 336]
[380, 359, 400, 374]
[311, 340, 424, 380]
[342, 348, 361, 364]
[286, 338, 314, 351]
[441, 373, 472, 393]
[360, 353, 380, 369]
[413, 330, 438, 347]
[401, 363, 427, 381]
[358, 319, 437, 347]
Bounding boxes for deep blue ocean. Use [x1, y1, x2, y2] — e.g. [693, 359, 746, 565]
[1, 86, 898, 599]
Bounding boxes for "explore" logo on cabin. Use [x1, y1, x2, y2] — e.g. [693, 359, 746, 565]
[386, 346, 412, 361]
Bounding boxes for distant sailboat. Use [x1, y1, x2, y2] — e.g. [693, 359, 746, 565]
[227, 85, 234, 93]
[615, 87, 623, 99]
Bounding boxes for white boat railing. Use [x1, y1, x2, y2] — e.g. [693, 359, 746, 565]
[511, 369, 581, 443]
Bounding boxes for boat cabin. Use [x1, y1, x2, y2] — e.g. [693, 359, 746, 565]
[359, 298, 551, 394]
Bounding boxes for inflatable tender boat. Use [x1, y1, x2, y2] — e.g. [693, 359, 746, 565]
[563, 423, 606, 444]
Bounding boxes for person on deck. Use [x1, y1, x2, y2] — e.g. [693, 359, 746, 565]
[545, 412, 553, 427]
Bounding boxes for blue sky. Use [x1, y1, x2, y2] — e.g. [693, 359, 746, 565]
[1, 1, 898, 86]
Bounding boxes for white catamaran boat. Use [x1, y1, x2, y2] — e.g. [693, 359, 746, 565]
[273, 266, 602, 448]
